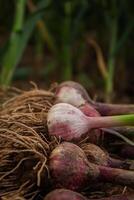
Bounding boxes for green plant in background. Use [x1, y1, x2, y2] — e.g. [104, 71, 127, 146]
[87, 0, 134, 102]
[0, 0, 27, 88]
[61, 1, 72, 80]
[104, 0, 134, 102]
[105, 0, 118, 102]
[45, 0, 88, 81]
[0, 0, 52, 89]
[27, 0, 56, 54]
[0, 0, 133, 101]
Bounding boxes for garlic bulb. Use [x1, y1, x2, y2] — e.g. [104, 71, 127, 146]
[47, 103, 134, 141]
[47, 103, 89, 140]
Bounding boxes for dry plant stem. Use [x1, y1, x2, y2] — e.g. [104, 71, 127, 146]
[1, 193, 26, 200]
[94, 102, 134, 116]
[98, 165, 134, 187]
[107, 157, 132, 169]
[101, 128, 134, 146]
[112, 127, 134, 136]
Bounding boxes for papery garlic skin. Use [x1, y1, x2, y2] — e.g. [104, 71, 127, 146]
[56, 86, 86, 107]
[81, 143, 108, 166]
[56, 80, 92, 102]
[55, 82, 100, 117]
[47, 103, 89, 140]
[49, 142, 98, 190]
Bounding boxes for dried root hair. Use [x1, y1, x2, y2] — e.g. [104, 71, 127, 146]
[0, 87, 59, 199]
[0, 120, 59, 199]
[0, 86, 22, 108]
[0, 88, 55, 115]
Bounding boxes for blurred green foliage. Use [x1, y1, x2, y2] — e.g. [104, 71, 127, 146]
[0, 0, 134, 101]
